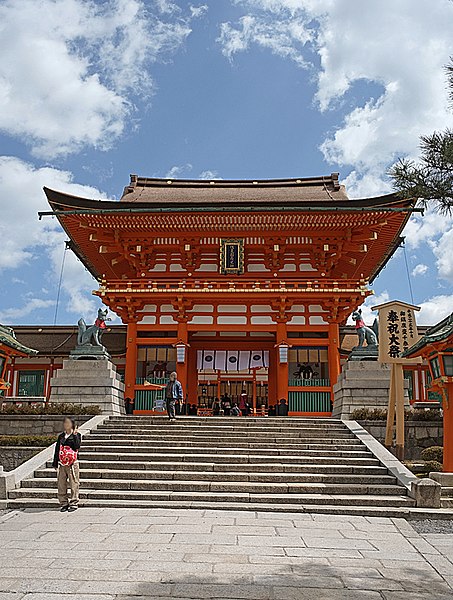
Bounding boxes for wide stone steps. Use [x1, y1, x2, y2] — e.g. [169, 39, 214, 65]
[8, 416, 414, 514]
[35, 467, 395, 484]
[17, 480, 405, 496]
[8, 487, 413, 507]
[77, 450, 374, 462]
[70, 459, 385, 471]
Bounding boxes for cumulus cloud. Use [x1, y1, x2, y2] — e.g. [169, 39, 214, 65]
[418, 294, 453, 325]
[0, 298, 56, 322]
[412, 264, 429, 277]
[0, 0, 197, 158]
[0, 156, 108, 321]
[219, 0, 453, 197]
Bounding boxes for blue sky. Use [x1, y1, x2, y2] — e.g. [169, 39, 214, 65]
[0, 0, 452, 326]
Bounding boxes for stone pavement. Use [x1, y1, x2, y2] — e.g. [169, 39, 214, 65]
[0, 508, 452, 600]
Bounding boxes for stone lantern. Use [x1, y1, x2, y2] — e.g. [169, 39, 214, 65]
[403, 313, 453, 472]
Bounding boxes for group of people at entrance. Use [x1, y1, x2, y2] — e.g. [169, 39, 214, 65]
[126, 372, 290, 419]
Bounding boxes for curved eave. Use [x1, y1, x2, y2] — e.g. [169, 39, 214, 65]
[43, 187, 416, 282]
[43, 186, 414, 212]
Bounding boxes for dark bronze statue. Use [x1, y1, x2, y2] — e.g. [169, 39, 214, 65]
[77, 308, 111, 347]
[351, 309, 378, 347]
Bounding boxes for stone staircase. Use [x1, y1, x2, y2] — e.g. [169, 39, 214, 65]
[7, 416, 415, 515]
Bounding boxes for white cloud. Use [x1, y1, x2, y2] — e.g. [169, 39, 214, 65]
[220, 0, 453, 197]
[198, 169, 222, 180]
[0, 0, 196, 158]
[0, 298, 56, 322]
[412, 264, 428, 277]
[0, 156, 108, 322]
[165, 164, 193, 178]
[418, 295, 453, 325]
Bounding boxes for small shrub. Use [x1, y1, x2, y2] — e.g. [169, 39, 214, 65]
[424, 460, 443, 473]
[0, 403, 100, 416]
[0, 435, 55, 447]
[421, 446, 443, 463]
[408, 409, 442, 421]
[351, 407, 442, 422]
[350, 408, 387, 421]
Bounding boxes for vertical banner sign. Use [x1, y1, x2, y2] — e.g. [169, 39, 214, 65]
[372, 300, 421, 460]
[374, 301, 421, 363]
[220, 239, 244, 275]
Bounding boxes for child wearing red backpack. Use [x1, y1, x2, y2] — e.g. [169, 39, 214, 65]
[52, 417, 81, 512]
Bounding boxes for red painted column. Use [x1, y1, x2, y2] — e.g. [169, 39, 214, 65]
[328, 322, 341, 407]
[268, 346, 277, 406]
[276, 321, 288, 402]
[187, 345, 198, 407]
[444, 383, 453, 472]
[124, 321, 137, 401]
[176, 321, 189, 398]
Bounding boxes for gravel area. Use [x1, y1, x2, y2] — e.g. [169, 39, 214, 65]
[411, 518, 453, 534]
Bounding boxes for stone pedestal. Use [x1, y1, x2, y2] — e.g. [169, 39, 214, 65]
[49, 359, 124, 415]
[332, 361, 409, 420]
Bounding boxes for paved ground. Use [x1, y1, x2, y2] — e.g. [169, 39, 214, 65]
[0, 508, 453, 600]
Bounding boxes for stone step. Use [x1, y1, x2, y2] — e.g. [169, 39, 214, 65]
[35, 468, 397, 485]
[77, 449, 373, 461]
[8, 487, 414, 507]
[107, 417, 342, 424]
[83, 435, 361, 447]
[20, 477, 405, 496]
[5, 497, 418, 518]
[87, 431, 356, 440]
[82, 438, 364, 452]
[80, 442, 365, 452]
[96, 424, 349, 433]
[60, 459, 384, 472]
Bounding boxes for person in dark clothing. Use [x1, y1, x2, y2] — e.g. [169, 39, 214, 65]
[53, 417, 81, 512]
[277, 398, 289, 416]
[231, 403, 241, 416]
[124, 397, 134, 415]
[165, 371, 183, 422]
[268, 404, 276, 417]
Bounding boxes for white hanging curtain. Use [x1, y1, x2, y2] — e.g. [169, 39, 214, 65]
[197, 350, 269, 371]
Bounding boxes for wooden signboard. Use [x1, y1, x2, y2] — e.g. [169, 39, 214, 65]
[372, 300, 421, 460]
[375, 301, 421, 363]
[220, 238, 244, 275]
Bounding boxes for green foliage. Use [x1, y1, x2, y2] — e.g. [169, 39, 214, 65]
[389, 130, 453, 212]
[421, 446, 444, 463]
[351, 407, 442, 421]
[350, 408, 387, 421]
[0, 435, 55, 447]
[424, 460, 443, 473]
[0, 403, 100, 416]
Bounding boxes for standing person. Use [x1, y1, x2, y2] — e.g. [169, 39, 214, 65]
[53, 417, 81, 512]
[124, 397, 134, 415]
[239, 389, 247, 413]
[277, 398, 289, 416]
[165, 371, 183, 422]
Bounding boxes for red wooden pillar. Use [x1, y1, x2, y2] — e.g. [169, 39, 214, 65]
[276, 321, 288, 402]
[187, 345, 198, 407]
[328, 322, 341, 399]
[444, 383, 453, 472]
[268, 347, 277, 406]
[176, 321, 189, 399]
[124, 321, 137, 400]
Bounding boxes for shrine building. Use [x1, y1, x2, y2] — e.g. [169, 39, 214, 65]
[41, 174, 415, 415]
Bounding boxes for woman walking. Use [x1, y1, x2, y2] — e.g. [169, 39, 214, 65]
[53, 417, 81, 512]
